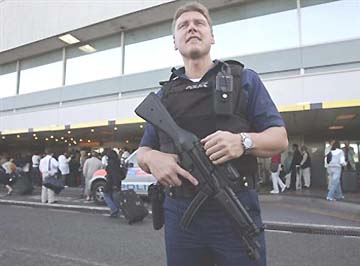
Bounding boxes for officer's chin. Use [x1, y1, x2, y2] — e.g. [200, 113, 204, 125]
[189, 50, 201, 58]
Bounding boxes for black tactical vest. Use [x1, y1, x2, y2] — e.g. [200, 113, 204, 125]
[159, 60, 258, 177]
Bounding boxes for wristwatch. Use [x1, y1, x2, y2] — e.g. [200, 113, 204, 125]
[240, 132, 253, 155]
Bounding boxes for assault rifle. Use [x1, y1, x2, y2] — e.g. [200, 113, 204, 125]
[135, 92, 261, 260]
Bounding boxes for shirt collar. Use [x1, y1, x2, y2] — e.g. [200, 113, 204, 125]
[171, 59, 224, 80]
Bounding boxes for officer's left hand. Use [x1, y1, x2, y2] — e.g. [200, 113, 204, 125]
[201, 130, 244, 165]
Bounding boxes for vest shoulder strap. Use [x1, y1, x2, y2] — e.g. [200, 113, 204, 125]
[224, 60, 244, 78]
[224, 60, 247, 117]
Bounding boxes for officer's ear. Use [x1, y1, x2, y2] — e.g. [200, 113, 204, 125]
[211, 32, 215, 45]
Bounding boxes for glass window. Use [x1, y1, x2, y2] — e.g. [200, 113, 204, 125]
[0, 63, 17, 98]
[124, 35, 182, 75]
[20, 51, 62, 94]
[211, 9, 299, 59]
[301, 0, 360, 46]
[66, 35, 122, 85]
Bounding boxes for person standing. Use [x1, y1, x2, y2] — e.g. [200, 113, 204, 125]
[137, 2, 288, 265]
[101, 149, 109, 169]
[270, 153, 286, 194]
[79, 150, 88, 197]
[39, 148, 59, 204]
[290, 144, 302, 190]
[103, 150, 122, 217]
[326, 141, 346, 201]
[0, 163, 14, 195]
[83, 151, 102, 201]
[58, 152, 71, 186]
[343, 141, 355, 171]
[1, 157, 14, 174]
[120, 147, 130, 160]
[324, 139, 335, 190]
[300, 145, 311, 189]
[31, 152, 41, 186]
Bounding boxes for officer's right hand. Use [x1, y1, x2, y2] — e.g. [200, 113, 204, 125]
[141, 149, 198, 187]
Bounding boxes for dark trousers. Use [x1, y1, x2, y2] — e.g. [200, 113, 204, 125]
[164, 190, 266, 266]
[31, 167, 41, 186]
[61, 174, 68, 186]
[290, 167, 297, 190]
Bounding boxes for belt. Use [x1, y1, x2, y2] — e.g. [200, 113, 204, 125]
[166, 176, 256, 199]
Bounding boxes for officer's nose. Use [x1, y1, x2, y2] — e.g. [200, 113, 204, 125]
[187, 23, 198, 33]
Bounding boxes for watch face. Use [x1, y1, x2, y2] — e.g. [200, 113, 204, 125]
[244, 137, 253, 149]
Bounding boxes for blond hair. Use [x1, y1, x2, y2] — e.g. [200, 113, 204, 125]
[172, 2, 213, 34]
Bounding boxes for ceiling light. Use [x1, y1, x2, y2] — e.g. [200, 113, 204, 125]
[78, 44, 96, 53]
[61, 136, 64, 140]
[55, 139, 59, 142]
[79, 138, 83, 142]
[329, 125, 344, 130]
[73, 141, 77, 144]
[336, 114, 356, 121]
[34, 137, 38, 140]
[58, 34, 80, 44]
[33, 133, 36, 137]
[139, 125, 144, 129]
[90, 128, 95, 133]
[50, 135, 54, 139]
[125, 140, 129, 144]
[45, 138, 49, 141]
[67, 130, 71, 134]
[64, 140, 68, 143]
[1, 136, 5, 139]
[114, 127, 118, 131]
[87, 140, 91, 143]
[16, 134, 20, 138]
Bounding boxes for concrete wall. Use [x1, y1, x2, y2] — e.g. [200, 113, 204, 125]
[264, 69, 360, 106]
[0, 0, 173, 52]
[1, 66, 360, 133]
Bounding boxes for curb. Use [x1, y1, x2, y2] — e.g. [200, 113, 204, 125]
[260, 194, 360, 216]
[0, 199, 108, 214]
[264, 221, 360, 236]
[1, 198, 360, 235]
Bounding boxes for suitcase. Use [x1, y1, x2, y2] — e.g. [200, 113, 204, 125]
[114, 189, 148, 224]
[14, 173, 33, 195]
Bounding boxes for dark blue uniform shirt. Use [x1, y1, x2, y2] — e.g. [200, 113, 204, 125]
[139, 60, 284, 149]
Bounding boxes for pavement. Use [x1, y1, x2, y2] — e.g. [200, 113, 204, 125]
[0, 186, 110, 214]
[1, 184, 359, 216]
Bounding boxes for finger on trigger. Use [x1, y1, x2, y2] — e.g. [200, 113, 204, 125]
[178, 167, 198, 186]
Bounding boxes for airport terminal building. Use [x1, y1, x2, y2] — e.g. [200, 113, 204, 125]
[0, 0, 359, 189]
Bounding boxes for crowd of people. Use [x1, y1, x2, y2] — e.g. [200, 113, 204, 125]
[269, 143, 312, 194]
[0, 147, 131, 214]
[267, 140, 357, 201]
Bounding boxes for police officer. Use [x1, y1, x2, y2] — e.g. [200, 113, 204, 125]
[137, 2, 288, 266]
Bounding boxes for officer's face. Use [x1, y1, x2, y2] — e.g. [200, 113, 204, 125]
[173, 11, 214, 60]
